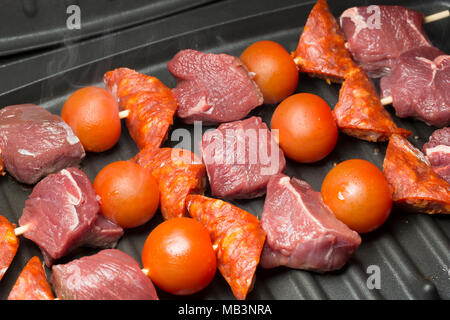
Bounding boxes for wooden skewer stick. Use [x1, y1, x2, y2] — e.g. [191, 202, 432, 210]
[342, 10, 449, 50]
[423, 10, 449, 24]
[380, 96, 393, 106]
[118, 110, 129, 119]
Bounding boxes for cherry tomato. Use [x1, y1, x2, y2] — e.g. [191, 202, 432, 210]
[321, 159, 392, 234]
[93, 161, 159, 228]
[142, 217, 216, 295]
[240, 40, 299, 104]
[271, 93, 338, 163]
[62, 86, 121, 152]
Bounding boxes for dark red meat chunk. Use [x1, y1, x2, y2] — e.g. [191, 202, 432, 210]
[51, 249, 158, 300]
[380, 46, 449, 127]
[260, 174, 361, 271]
[0, 104, 85, 184]
[167, 49, 263, 124]
[200, 116, 285, 199]
[423, 127, 450, 183]
[340, 5, 432, 77]
[19, 168, 123, 266]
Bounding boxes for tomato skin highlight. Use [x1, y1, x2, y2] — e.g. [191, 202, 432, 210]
[62, 86, 121, 152]
[142, 217, 216, 295]
[240, 40, 299, 104]
[93, 161, 159, 228]
[271, 93, 338, 163]
[321, 159, 392, 234]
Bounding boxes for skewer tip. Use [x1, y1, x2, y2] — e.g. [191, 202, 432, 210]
[118, 109, 130, 119]
[424, 10, 449, 24]
[14, 225, 29, 236]
[380, 96, 393, 106]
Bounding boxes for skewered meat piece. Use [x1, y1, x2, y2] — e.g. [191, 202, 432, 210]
[422, 127, 450, 183]
[0, 215, 19, 281]
[260, 174, 361, 271]
[167, 49, 263, 124]
[292, 0, 357, 82]
[380, 46, 449, 127]
[8, 256, 54, 300]
[51, 249, 158, 300]
[340, 5, 432, 77]
[200, 116, 286, 199]
[19, 167, 123, 266]
[186, 195, 266, 300]
[0, 104, 85, 184]
[333, 67, 411, 142]
[104, 67, 178, 151]
[382, 134, 450, 214]
[133, 147, 206, 220]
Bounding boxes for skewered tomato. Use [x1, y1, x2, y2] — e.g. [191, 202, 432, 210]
[93, 161, 159, 228]
[62, 86, 121, 152]
[142, 217, 216, 295]
[240, 40, 298, 104]
[321, 159, 392, 233]
[271, 93, 338, 163]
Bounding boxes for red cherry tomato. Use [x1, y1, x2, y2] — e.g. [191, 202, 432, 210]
[93, 161, 159, 228]
[271, 93, 338, 163]
[321, 159, 392, 233]
[142, 217, 216, 295]
[62, 86, 121, 152]
[240, 40, 299, 104]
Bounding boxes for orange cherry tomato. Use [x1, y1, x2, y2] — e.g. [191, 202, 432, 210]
[240, 40, 299, 104]
[321, 159, 392, 234]
[271, 93, 338, 163]
[62, 86, 121, 152]
[93, 161, 159, 228]
[142, 217, 216, 295]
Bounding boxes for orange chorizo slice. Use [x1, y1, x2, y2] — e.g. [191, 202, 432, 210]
[103, 68, 178, 151]
[333, 67, 412, 142]
[0, 157, 5, 176]
[133, 148, 206, 220]
[8, 256, 54, 300]
[0, 215, 19, 281]
[292, 0, 357, 82]
[383, 134, 450, 214]
[186, 194, 266, 300]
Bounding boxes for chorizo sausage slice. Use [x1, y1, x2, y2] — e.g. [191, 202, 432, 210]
[104, 68, 178, 151]
[0, 215, 19, 281]
[8, 256, 54, 300]
[383, 134, 450, 214]
[334, 67, 412, 142]
[186, 195, 266, 300]
[0, 157, 5, 176]
[134, 148, 206, 220]
[292, 0, 357, 82]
